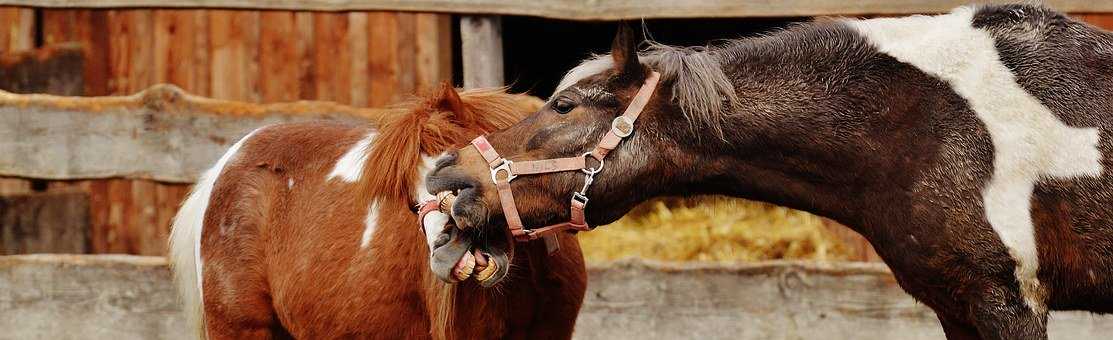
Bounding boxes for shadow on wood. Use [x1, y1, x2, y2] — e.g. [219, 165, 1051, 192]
[0, 192, 90, 254]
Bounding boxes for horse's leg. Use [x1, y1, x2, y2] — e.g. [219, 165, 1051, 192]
[937, 313, 981, 340]
[202, 243, 285, 339]
[968, 284, 1048, 340]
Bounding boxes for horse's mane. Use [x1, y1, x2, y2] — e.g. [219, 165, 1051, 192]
[553, 42, 740, 136]
[359, 86, 540, 209]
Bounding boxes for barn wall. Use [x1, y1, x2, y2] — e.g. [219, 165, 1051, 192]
[0, 6, 452, 255]
[1, 7, 1111, 256]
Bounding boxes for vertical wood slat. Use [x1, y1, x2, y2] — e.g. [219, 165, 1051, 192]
[41, 9, 79, 46]
[153, 10, 201, 93]
[368, 12, 397, 107]
[0, 7, 34, 52]
[209, 10, 260, 102]
[294, 11, 316, 100]
[79, 10, 111, 96]
[348, 12, 369, 107]
[394, 13, 418, 102]
[259, 11, 300, 102]
[415, 13, 453, 92]
[107, 10, 155, 94]
[312, 12, 352, 104]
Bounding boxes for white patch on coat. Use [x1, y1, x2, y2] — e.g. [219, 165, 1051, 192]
[415, 153, 448, 251]
[287, 178, 294, 189]
[168, 127, 262, 339]
[360, 201, 380, 249]
[328, 132, 378, 182]
[849, 8, 1103, 314]
[554, 55, 614, 97]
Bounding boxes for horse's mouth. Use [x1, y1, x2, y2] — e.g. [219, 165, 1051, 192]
[424, 208, 510, 287]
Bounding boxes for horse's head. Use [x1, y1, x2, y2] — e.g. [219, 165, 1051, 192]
[363, 83, 539, 286]
[427, 25, 707, 276]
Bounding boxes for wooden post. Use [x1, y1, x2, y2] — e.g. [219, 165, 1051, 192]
[460, 15, 503, 89]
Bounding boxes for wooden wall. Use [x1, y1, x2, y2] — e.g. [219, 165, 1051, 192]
[1, 6, 1112, 257]
[0, 6, 452, 255]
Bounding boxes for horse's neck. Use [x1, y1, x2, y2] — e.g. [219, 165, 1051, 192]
[695, 23, 947, 228]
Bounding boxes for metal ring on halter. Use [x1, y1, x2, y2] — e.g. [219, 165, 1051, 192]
[581, 152, 605, 175]
[491, 159, 516, 183]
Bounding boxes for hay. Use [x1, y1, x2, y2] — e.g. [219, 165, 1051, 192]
[578, 197, 854, 263]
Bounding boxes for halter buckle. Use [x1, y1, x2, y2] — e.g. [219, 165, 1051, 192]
[611, 116, 635, 138]
[491, 159, 517, 183]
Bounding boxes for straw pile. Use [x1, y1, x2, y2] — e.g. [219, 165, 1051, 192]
[577, 197, 855, 262]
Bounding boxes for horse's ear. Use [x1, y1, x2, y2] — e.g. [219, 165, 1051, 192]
[611, 22, 646, 80]
[432, 81, 471, 122]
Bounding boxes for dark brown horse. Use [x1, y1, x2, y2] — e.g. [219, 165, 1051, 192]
[427, 4, 1113, 340]
[168, 85, 586, 339]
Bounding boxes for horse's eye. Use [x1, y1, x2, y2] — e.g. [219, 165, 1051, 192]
[552, 98, 576, 114]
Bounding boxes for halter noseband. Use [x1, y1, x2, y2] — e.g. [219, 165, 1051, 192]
[471, 71, 660, 246]
[419, 71, 659, 253]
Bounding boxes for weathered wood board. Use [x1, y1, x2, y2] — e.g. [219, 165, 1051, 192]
[0, 193, 90, 254]
[2, 256, 1112, 340]
[9, 0, 1113, 20]
[0, 43, 84, 96]
[0, 85, 378, 183]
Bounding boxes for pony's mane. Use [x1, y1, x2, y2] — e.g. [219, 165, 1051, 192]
[554, 42, 740, 136]
[359, 87, 540, 206]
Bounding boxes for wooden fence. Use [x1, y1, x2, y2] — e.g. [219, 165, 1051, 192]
[0, 6, 450, 255]
[0, 5, 1112, 258]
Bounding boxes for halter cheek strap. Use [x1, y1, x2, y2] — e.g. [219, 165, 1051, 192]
[469, 71, 661, 251]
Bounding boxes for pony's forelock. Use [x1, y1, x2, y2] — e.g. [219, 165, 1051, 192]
[552, 42, 740, 137]
[357, 87, 537, 206]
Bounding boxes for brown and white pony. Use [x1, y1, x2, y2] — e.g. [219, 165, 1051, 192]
[168, 85, 586, 339]
[428, 5, 1113, 340]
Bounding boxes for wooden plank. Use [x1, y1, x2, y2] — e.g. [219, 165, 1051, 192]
[258, 10, 300, 102]
[0, 44, 85, 95]
[393, 12, 417, 101]
[294, 11, 315, 100]
[107, 10, 155, 94]
[209, 10, 260, 102]
[312, 12, 351, 104]
[0, 178, 31, 195]
[153, 9, 201, 93]
[0, 85, 381, 182]
[84, 180, 110, 253]
[0, 193, 90, 254]
[129, 179, 158, 255]
[460, 15, 503, 89]
[0, 7, 33, 52]
[77, 10, 111, 96]
[367, 11, 396, 107]
[41, 9, 80, 45]
[6, 255, 1113, 339]
[414, 13, 452, 91]
[348, 12, 368, 107]
[1078, 13, 1113, 30]
[9, 1, 1113, 20]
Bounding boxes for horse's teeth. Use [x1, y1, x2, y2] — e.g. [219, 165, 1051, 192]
[474, 254, 498, 282]
[453, 252, 475, 281]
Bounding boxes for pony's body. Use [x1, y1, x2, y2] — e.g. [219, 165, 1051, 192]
[428, 5, 1113, 339]
[170, 89, 586, 339]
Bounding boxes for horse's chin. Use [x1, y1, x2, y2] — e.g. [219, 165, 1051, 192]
[427, 216, 511, 287]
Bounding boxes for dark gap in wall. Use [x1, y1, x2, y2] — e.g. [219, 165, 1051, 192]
[500, 16, 806, 98]
[33, 9, 45, 48]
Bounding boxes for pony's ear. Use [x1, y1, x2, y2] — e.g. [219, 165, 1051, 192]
[611, 22, 646, 80]
[431, 81, 473, 123]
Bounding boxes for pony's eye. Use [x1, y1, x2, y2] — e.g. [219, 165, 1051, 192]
[552, 98, 576, 114]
